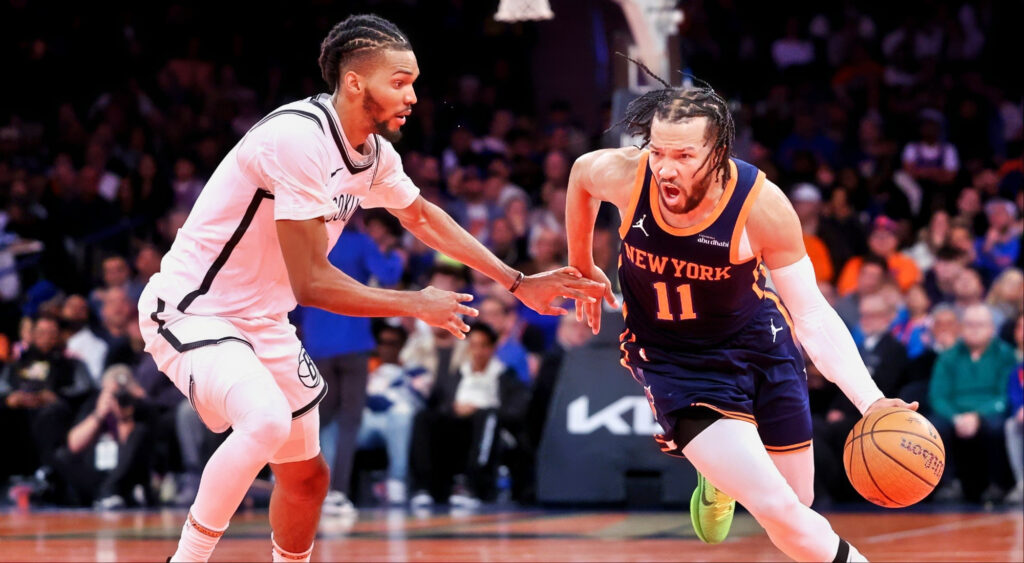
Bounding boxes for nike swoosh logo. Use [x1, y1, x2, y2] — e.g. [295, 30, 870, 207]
[701, 483, 715, 507]
[330, 167, 343, 178]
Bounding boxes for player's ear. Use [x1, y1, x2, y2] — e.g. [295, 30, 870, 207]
[342, 70, 364, 96]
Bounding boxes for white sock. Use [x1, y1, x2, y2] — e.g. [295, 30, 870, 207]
[170, 511, 227, 563]
[271, 533, 313, 562]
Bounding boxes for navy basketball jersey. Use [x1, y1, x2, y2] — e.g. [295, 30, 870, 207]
[617, 153, 773, 350]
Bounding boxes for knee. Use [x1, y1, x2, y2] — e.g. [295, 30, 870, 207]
[280, 457, 330, 504]
[745, 491, 804, 526]
[238, 405, 292, 451]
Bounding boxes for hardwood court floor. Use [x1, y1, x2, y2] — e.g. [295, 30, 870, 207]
[1, 506, 1021, 561]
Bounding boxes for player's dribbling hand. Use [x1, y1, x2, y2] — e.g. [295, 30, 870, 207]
[572, 265, 618, 335]
[513, 266, 605, 316]
[863, 397, 919, 417]
[416, 286, 478, 339]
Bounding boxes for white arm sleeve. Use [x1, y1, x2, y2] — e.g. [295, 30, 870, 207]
[770, 256, 884, 414]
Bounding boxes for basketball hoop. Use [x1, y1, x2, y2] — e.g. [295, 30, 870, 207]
[613, 0, 684, 87]
[494, 0, 555, 22]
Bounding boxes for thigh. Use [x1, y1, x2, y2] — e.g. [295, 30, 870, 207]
[238, 318, 328, 422]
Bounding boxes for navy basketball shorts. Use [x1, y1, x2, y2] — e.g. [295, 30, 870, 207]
[620, 303, 813, 458]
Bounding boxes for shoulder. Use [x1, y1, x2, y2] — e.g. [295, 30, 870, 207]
[747, 178, 799, 236]
[573, 147, 643, 183]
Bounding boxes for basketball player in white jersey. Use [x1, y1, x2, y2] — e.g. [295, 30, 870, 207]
[139, 14, 603, 562]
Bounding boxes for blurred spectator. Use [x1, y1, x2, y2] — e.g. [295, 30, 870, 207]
[298, 219, 404, 517]
[948, 219, 979, 263]
[477, 296, 530, 383]
[834, 253, 888, 331]
[133, 243, 163, 289]
[60, 294, 108, 383]
[907, 210, 950, 272]
[89, 255, 144, 312]
[356, 324, 425, 505]
[447, 166, 498, 241]
[772, 16, 816, 70]
[901, 111, 960, 216]
[922, 245, 969, 306]
[409, 323, 529, 509]
[975, 199, 1021, 283]
[97, 287, 137, 367]
[0, 316, 92, 482]
[952, 268, 998, 327]
[56, 365, 152, 508]
[778, 113, 839, 174]
[789, 183, 835, 282]
[987, 268, 1024, 341]
[929, 304, 1017, 502]
[170, 157, 204, 209]
[837, 215, 920, 295]
[1004, 314, 1023, 504]
[891, 284, 932, 360]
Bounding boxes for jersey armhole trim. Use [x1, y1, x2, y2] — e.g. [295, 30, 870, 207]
[729, 170, 765, 264]
[618, 151, 651, 239]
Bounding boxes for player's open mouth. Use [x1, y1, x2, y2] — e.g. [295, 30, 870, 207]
[396, 110, 412, 125]
[663, 184, 681, 199]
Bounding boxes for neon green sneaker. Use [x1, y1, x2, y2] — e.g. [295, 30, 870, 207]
[690, 472, 735, 544]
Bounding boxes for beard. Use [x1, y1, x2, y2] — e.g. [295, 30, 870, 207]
[659, 167, 716, 214]
[363, 89, 404, 143]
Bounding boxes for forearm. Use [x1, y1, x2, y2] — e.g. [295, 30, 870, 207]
[566, 177, 601, 269]
[402, 201, 517, 288]
[68, 413, 101, 454]
[771, 257, 884, 414]
[301, 267, 421, 318]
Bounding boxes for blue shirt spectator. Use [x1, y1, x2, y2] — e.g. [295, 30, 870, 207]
[296, 229, 403, 360]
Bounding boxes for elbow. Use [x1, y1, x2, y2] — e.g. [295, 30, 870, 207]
[292, 280, 320, 308]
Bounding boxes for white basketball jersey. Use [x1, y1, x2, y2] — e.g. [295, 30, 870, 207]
[146, 94, 419, 318]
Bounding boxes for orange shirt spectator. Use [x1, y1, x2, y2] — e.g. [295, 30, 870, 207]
[804, 233, 834, 283]
[837, 216, 921, 295]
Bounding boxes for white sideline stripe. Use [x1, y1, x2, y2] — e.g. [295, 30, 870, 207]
[863, 514, 1010, 544]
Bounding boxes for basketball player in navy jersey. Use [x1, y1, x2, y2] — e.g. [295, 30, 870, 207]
[566, 68, 916, 561]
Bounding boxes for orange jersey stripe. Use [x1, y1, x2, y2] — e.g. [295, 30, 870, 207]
[729, 169, 765, 265]
[618, 152, 651, 239]
[690, 402, 758, 426]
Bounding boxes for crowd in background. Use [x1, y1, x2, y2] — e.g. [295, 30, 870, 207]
[0, 0, 1021, 511]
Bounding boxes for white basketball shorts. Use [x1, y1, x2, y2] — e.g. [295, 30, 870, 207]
[138, 285, 326, 464]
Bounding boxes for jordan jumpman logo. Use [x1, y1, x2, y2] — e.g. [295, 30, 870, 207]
[632, 214, 649, 237]
[770, 318, 783, 342]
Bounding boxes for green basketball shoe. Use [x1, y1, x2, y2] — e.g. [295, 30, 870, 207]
[690, 472, 735, 544]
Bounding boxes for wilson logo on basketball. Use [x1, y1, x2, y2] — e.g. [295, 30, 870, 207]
[898, 437, 944, 479]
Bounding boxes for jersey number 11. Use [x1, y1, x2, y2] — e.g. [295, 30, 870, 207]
[653, 282, 697, 321]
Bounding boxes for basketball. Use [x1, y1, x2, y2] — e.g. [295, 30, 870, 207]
[843, 407, 945, 508]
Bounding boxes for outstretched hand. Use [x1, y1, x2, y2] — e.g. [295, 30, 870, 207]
[512, 266, 606, 316]
[416, 286, 479, 339]
[572, 265, 618, 334]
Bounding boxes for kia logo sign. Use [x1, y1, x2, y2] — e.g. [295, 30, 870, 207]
[566, 396, 663, 435]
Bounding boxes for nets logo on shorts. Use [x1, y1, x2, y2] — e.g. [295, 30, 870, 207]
[297, 348, 322, 388]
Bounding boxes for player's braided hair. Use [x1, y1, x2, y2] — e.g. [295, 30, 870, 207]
[319, 14, 412, 92]
[614, 54, 735, 185]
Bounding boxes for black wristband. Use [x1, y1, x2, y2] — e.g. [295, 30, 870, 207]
[508, 271, 525, 293]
